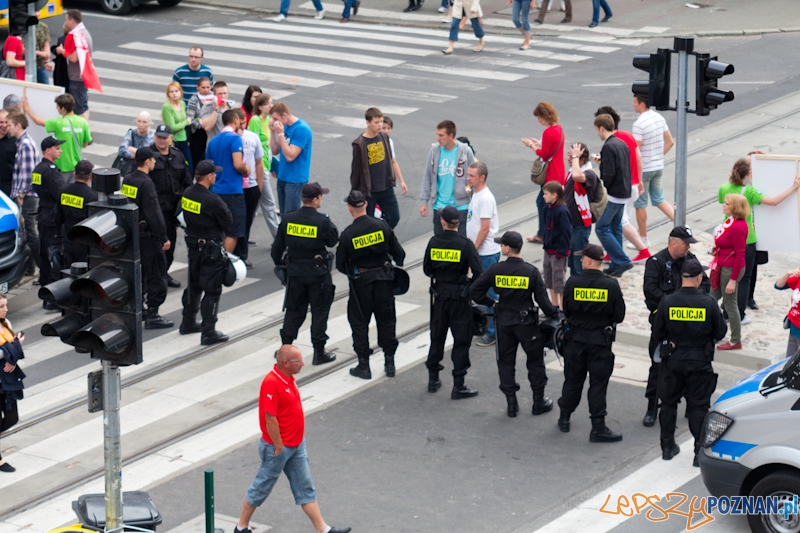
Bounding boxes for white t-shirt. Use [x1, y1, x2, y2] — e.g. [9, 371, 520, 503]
[240, 129, 264, 189]
[467, 187, 501, 256]
[632, 109, 669, 172]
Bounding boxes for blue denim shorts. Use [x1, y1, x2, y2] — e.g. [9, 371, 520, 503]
[68, 80, 89, 115]
[634, 169, 665, 208]
[245, 439, 317, 507]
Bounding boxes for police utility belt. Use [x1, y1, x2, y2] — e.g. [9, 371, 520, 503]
[290, 252, 334, 270]
[496, 302, 539, 324]
[186, 237, 223, 251]
[431, 278, 470, 300]
[350, 261, 392, 279]
[657, 339, 715, 362]
[564, 320, 616, 346]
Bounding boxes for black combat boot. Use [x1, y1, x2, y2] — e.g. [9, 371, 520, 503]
[642, 399, 658, 427]
[558, 411, 570, 432]
[201, 330, 228, 346]
[312, 346, 336, 365]
[402, 0, 416, 11]
[451, 377, 478, 399]
[589, 417, 623, 443]
[506, 393, 519, 417]
[532, 388, 553, 415]
[693, 441, 701, 467]
[145, 307, 174, 329]
[384, 354, 396, 377]
[349, 358, 371, 380]
[427, 369, 442, 393]
[661, 437, 681, 460]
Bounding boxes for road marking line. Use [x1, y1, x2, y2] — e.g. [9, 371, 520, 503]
[81, 143, 119, 157]
[401, 63, 529, 81]
[341, 104, 420, 116]
[299, 0, 444, 22]
[99, 84, 294, 105]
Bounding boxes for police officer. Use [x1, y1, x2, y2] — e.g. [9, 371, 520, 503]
[642, 226, 710, 426]
[423, 205, 483, 398]
[336, 190, 406, 380]
[55, 160, 97, 267]
[652, 258, 726, 465]
[32, 136, 66, 307]
[180, 160, 233, 346]
[122, 147, 173, 329]
[149, 124, 192, 288]
[557, 244, 626, 442]
[271, 182, 339, 365]
[470, 231, 559, 418]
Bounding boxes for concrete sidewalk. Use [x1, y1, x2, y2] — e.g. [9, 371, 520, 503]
[183, 0, 800, 39]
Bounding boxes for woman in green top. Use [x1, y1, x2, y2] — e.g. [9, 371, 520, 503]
[247, 93, 279, 237]
[162, 81, 192, 173]
[717, 157, 800, 323]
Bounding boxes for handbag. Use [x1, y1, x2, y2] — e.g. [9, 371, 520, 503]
[530, 131, 565, 185]
[590, 173, 608, 220]
[756, 250, 769, 265]
[0, 59, 15, 79]
[112, 129, 136, 176]
[709, 250, 734, 291]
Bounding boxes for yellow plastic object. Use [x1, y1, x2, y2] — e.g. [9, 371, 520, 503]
[45, 525, 96, 533]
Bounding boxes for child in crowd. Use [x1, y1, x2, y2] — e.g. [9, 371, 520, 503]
[775, 266, 800, 358]
[542, 181, 572, 309]
[380, 116, 408, 195]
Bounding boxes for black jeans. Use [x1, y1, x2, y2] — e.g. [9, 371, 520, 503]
[234, 186, 262, 260]
[141, 237, 168, 310]
[0, 392, 19, 460]
[366, 188, 400, 229]
[736, 243, 756, 319]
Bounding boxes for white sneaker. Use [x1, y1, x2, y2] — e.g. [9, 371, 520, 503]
[442, 17, 452, 23]
[741, 316, 752, 325]
[315, 9, 325, 19]
[438, 6, 448, 12]
[626, 238, 648, 250]
[272, 13, 286, 22]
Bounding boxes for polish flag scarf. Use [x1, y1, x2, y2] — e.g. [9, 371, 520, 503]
[70, 23, 102, 93]
[571, 162, 593, 228]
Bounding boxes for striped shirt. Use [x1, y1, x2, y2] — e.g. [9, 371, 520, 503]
[12, 132, 40, 199]
[632, 109, 669, 172]
[172, 64, 214, 104]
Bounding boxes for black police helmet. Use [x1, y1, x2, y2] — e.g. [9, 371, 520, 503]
[471, 304, 493, 336]
[392, 267, 410, 295]
[539, 318, 565, 356]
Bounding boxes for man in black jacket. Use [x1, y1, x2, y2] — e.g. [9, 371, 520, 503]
[593, 114, 632, 278]
[56, 160, 98, 267]
[31, 137, 66, 299]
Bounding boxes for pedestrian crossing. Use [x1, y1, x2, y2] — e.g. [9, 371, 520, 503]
[76, 15, 639, 165]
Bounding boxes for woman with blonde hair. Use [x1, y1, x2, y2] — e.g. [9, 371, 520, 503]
[162, 81, 192, 173]
[0, 293, 25, 473]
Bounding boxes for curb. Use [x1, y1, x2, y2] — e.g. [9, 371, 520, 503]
[181, 1, 797, 41]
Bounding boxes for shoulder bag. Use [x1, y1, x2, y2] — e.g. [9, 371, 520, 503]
[530, 131, 564, 186]
[111, 129, 135, 176]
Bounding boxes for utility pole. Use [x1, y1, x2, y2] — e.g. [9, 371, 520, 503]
[24, 3, 37, 84]
[103, 361, 123, 531]
[673, 36, 693, 227]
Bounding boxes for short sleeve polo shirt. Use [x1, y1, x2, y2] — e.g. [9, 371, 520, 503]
[259, 365, 305, 447]
[207, 129, 244, 196]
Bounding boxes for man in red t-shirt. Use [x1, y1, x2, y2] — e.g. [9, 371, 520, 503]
[235, 345, 351, 533]
[595, 106, 652, 263]
[2, 35, 26, 81]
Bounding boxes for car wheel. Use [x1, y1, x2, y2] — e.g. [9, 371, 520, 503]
[157, 0, 182, 6]
[101, 0, 132, 15]
[748, 471, 800, 533]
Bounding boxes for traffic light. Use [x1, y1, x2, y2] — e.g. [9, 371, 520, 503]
[67, 193, 143, 366]
[696, 53, 734, 116]
[40, 263, 90, 352]
[8, 0, 38, 36]
[632, 48, 671, 111]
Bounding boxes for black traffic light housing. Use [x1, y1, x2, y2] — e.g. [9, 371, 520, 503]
[632, 48, 672, 111]
[695, 53, 735, 117]
[9, 0, 39, 36]
[67, 186, 143, 365]
[40, 263, 90, 352]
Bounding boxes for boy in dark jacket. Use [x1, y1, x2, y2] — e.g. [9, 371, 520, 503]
[543, 181, 572, 309]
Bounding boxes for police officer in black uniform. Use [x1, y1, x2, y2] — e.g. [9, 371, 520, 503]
[337, 190, 406, 380]
[652, 258, 726, 465]
[149, 124, 192, 288]
[471, 231, 559, 418]
[558, 244, 626, 442]
[32, 137, 66, 308]
[55, 160, 97, 267]
[122, 147, 173, 329]
[179, 160, 233, 346]
[423, 205, 483, 398]
[642, 226, 710, 427]
[271, 182, 339, 365]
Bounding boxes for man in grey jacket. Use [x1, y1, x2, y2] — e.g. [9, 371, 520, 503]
[419, 120, 475, 236]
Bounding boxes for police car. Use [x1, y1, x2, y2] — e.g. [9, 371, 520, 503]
[698, 351, 800, 533]
[0, 189, 31, 293]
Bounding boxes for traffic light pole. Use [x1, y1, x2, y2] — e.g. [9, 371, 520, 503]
[673, 36, 694, 227]
[24, 4, 36, 84]
[102, 360, 123, 531]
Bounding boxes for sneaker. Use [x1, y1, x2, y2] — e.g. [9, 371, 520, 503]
[627, 238, 649, 249]
[740, 316, 752, 325]
[442, 17, 452, 23]
[603, 262, 634, 278]
[314, 9, 325, 19]
[437, 5, 447, 12]
[476, 334, 496, 347]
[0, 462, 15, 472]
[272, 13, 286, 21]
[602, 254, 611, 263]
[233, 528, 252, 533]
[631, 249, 651, 263]
[717, 341, 742, 351]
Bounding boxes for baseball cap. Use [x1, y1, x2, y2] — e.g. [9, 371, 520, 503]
[681, 258, 706, 277]
[41, 136, 65, 151]
[440, 205, 460, 224]
[75, 160, 94, 176]
[669, 226, 698, 244]
[302, 182, 329, 198]
[154, 124, 172, 137]
[494, 231, 523, 249]
[195, 159, 222, 176]
[345, 190, 367, 207]
[576, 244, 604, 261]
[134, 147, 155, 163]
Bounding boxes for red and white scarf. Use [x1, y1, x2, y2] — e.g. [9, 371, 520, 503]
[571, 162, 593, 228]
[713, 216, 735, 243]
[70, 23, 102, 93]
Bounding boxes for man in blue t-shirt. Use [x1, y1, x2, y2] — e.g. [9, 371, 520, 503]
[173, 47, 214, 105]
[269, 102, 313, 216]
[206, 109, 249, 252]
